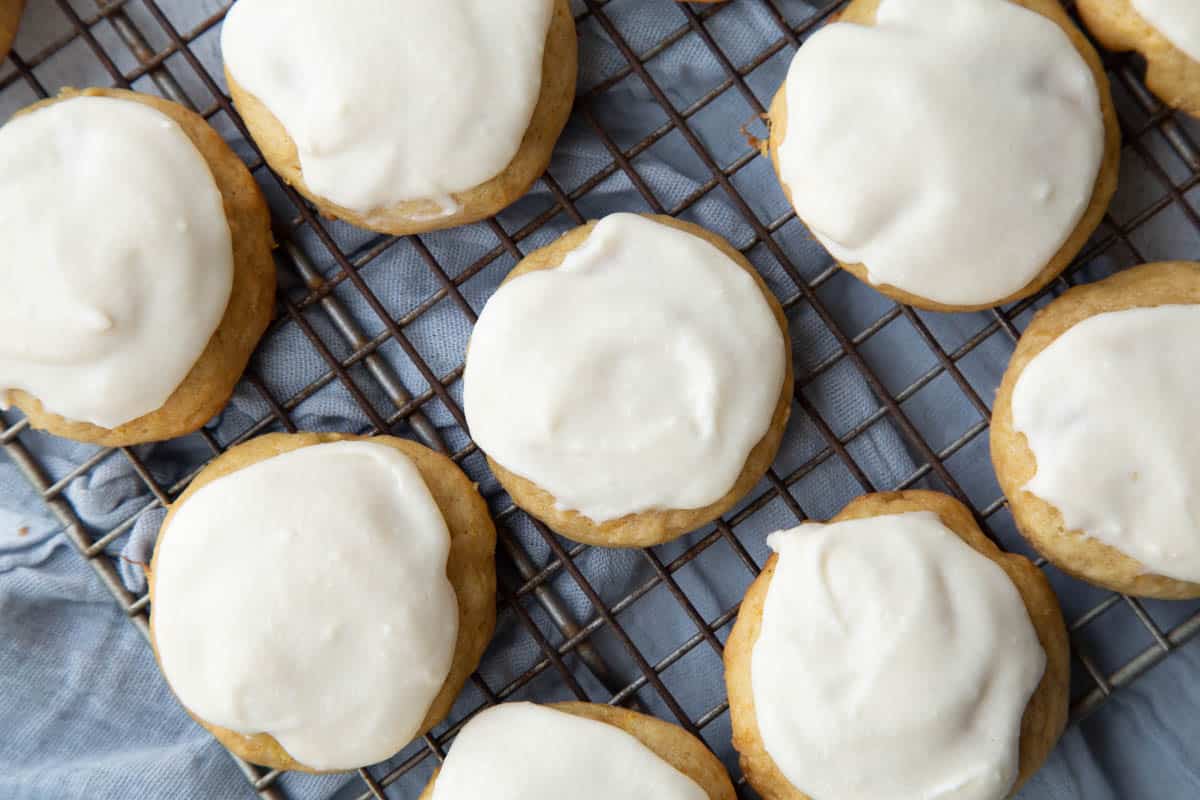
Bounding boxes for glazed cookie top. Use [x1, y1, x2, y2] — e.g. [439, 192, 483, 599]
[429, 703, 707, 799]
[152, 441, 459, 770]
[778, 0, 1103, 306]
[221, 0, 554, 215]
[1012, 304, 1200, 582]
[752, 512, 1045, 799]
[463, 213, 787, 523]
[1133, 0, 1200, 60]
[0, 95, 232, 428]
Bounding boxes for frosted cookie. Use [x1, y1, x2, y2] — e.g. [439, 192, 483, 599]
[725, 490, 1068, 800]
[0, 88, 274, 446]
[463, 213, 792, 547]
[1078, 0, 1200, 116]
[991, 262, 1200, 599]
[765, 0, 1120, 311]
[149, 432, 497, 771]
[221, 0, 576, 235]
[419, 702, 736, 800]
[0, 1, 22, 61]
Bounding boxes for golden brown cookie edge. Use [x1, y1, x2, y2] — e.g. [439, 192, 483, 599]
[474, 213, 794, 548]
[990, 261, 1200, 599]
[146, 431, 498, 772]
[416, 701, 737, 800]
[225, 0, 577, 235]
[765, 0, 1121, 312]
[1077, 0, 1200, 117]
[724, 489, 1069, 799]
[0, 0, 23, 61]
[7, 87, 276, 446]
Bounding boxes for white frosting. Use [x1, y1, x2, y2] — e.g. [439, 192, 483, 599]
[463, 213, 786, 523]
[0, 96, 232, 428]
[752, 511, 1045, 800]
[430, 703, 708, 800]
[152, 441, 458, 771]
[1012, 305, 1200, 583]
[221, 0, 554, 214]
[1133, 0, 1200, 61]
[778, 0, 1103, 306]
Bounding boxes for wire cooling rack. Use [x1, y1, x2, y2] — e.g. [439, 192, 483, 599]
[2, 0, 1200, 798]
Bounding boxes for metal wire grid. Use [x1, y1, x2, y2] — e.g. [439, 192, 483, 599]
[1, 0, 1198, 797]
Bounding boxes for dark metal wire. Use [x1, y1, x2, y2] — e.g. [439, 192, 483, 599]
[1, 1, 1198, 798]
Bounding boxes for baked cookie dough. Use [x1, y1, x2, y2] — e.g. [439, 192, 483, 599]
[419, 702, 736, 800]
[463, 213, 793, 548]
[725, 490, 1069, 800]
[0, 88, 275, 446]
[1078, 0, 1200, 117]
[0, 1, 22, 61]
[991, 262, 1200, 599]
[149, 432, 497, 772]
[221, 0, 576, 235]
[765, 0, 1120, 312]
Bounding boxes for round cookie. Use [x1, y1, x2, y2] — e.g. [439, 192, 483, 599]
[470, 214, 793, 548]
[418, 702, 736, 800]
[0, 1, 22, 61]
[225, 0, 576, 235]
[1077, 0, 1200, 117]
[764, 0, 1121, 312]
[4, 87, 275, 447]
[725, 490, 1069, 800]
[148, 432, 497, 772]
[991, 262, 1200, 599]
